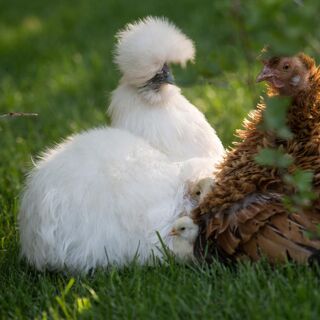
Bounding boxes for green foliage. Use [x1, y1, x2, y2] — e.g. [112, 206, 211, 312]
[1, 0, 320, 318]
[255, 148, 293, 168]
[283, 170, 317, 210]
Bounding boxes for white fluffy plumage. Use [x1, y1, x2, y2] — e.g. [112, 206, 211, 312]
[109, 16, 224, 162]
[19, 128, 214, 273]
[18, 17, 221, 273]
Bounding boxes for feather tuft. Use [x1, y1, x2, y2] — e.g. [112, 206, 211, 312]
[114, 16, 195, 86]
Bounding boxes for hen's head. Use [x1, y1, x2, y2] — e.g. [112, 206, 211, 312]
[114, 16, 194, 91]
[256, 53, 316, 97]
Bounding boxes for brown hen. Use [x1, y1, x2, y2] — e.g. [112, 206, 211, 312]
[194, 53, 320, 265]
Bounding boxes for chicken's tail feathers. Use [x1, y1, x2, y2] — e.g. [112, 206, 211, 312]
[193, 193, 320, 266]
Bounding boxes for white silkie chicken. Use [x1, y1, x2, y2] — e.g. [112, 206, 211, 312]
[108, 16, 224, 162]
[19, 127, 215, 273]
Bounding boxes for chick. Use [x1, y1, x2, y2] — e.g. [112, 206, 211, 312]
[169, 216, 199, 262]
[189, 177, 215, 205]
[108, 16, 224, 162]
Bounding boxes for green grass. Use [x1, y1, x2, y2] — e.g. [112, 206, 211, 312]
[1, 0, 320, 318]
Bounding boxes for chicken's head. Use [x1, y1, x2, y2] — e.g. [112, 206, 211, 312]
[169, 216, 199, 243]
[188, 177, 215, 205]
[256, 53, 316, 97]
[114, 17, 194, 88]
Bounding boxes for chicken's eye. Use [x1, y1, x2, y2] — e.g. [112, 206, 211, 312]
[283, 64, 290, 70]
[196, 191, 201, 196]
[180, 227, 186, 231]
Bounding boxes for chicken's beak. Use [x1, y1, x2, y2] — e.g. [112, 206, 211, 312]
[256, 65, 274, 83]
[144, 63, 175, 89]
[162, 63, 175, 84]
[169, 229, 178, 236]
[164, 71, 175, 84]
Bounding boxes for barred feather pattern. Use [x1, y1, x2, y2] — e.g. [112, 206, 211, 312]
[194, 58, 320, 265]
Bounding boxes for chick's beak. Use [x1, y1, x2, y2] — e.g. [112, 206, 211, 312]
[256, 65, 274, 83]
[169, 229, 178, 236]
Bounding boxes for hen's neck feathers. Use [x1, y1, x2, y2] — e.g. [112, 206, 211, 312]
[287, 67, 320, 138]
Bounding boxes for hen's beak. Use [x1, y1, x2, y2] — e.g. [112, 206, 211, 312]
[164, 71, 175, 84]
[256, 65, 274, 83]
[160, 63, 175, 84]
[144, 63, 175, 89]
[169, 229, 178, 236]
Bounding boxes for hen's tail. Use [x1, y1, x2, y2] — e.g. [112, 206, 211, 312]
[193, 194, 320, 265]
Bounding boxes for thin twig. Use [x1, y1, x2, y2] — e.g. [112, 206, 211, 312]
[0, 112, 38, 118]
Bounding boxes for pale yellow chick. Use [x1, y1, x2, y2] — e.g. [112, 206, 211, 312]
[169, 216, 199, 262]
[189, 177, 215, 204]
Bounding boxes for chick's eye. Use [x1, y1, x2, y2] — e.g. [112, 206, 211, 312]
[180, 227, 186, 231]
[196, 191, 201, 196]
[283, 64, 290, 70]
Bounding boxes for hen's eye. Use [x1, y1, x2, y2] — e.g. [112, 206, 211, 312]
[283, 64, 290, 70]
[196, 191, 201, 196]
[180, 227, 186, 231]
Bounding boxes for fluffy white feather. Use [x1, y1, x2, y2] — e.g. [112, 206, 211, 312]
[109, 17, 224, 162]
[19, 128, 212, 273]
[109, 85, 224, 161]
[114, 16, 195, 86]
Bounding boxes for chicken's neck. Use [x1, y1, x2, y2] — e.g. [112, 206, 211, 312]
[287, 70, 320, 139]
[265, 68, 320, 140]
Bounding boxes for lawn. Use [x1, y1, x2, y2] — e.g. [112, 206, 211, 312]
[1, 0, 320, 318]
